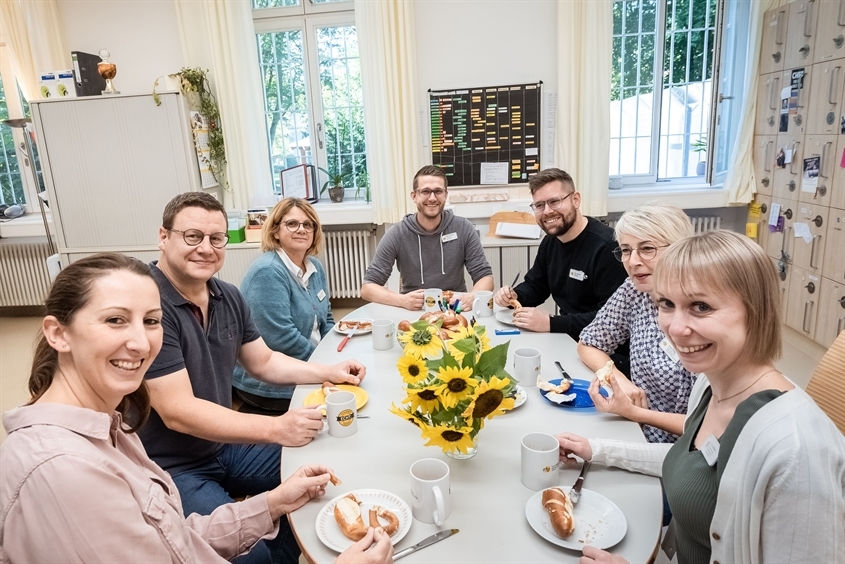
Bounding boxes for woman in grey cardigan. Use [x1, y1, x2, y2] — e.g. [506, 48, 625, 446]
[233, 198, 335, 415]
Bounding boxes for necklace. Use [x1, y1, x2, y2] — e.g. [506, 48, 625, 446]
[713, 368, 780, 403]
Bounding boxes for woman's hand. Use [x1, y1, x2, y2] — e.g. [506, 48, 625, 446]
[335, 527, 394, 564]
[580, 545, 629, 563]
[610, 372, 648, 409]
[265, 465, 333, 519]
[556, 432, 593, 468]
[328, 360, 367, 385]
[589, 375, 639, 420]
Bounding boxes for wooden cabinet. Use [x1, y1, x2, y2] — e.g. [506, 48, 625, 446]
[792, 203, 829, 273]
[785, 0, 819, 70]
[756, 73, 783, 134]
[766, 198, 799, 262]
[754, 136, 777, 195]
[823, 208, 845, 280]
[762, 6, 790, 74]
[773, 132, 805, 199]
[801, 134, 839, 205]
[816, 277, 845, 347]
[785, 266, 821, 338]
[806, 59, 845, 134]
[813, 0, 845, 63]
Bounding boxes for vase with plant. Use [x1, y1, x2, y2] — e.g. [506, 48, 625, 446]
[152, 67, 228, 190]
[691, 135, 707, 176]
[318, 167, 347, 203]
[390, 318, 516, 459]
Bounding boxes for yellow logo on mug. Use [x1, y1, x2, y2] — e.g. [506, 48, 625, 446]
[425, 296, 436, 307]
[337, 409, 355, 427]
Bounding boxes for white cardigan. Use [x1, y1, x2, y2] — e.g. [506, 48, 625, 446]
[589, 375, 845, 564]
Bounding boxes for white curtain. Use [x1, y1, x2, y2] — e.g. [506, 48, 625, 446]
[556, 0, 612, 217]
[173, 0, 272, 211]
[0, 0, 67, 102]
[356, 0, 421, 224]
[723, 0, 786, 205]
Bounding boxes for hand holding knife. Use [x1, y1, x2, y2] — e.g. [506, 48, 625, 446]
[570, 461, 590, 504]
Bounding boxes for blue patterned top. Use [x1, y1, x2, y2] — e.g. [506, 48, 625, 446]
[579, 278, 696, 443]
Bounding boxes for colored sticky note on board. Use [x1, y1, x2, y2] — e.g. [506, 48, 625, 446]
[746, 222, 758, 238]
[749, 202, 762, 220]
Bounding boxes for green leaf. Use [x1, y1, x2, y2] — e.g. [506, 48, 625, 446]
[475, 342, 509, 379]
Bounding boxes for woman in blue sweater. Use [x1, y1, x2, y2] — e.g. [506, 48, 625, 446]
[233, 198, 334, 415]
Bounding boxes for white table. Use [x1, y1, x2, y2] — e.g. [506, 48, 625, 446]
[283, 303, 662, 563]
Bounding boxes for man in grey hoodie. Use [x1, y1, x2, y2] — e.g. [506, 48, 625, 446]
[361, 165, 493, 310]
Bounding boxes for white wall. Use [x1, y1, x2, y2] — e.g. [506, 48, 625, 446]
[57, 0, 184, 95]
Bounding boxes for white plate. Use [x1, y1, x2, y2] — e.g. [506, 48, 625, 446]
[525, 488, 627, 551]
[495, 309, 516, 326]
[332, 319, 374, 335]
[510, 385, 527, 408]
[315, 489, 412, 552]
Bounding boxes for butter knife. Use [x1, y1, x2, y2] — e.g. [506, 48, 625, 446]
[570, 461, 590, 504]
[337, 326, 357, 352]
[393, 528, 459, 561]
[554, 361, 575, 386]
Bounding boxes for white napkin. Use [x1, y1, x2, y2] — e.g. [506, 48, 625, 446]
[544, 392, 577, 404]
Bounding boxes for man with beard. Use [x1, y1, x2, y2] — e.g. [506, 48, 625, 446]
[361, 165, 493, 310]
[494, 168, 629, 372]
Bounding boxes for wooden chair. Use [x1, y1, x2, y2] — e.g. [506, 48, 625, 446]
[805, 330, 845, 435]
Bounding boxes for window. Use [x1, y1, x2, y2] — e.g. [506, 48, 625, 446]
[253, 0, 368, 201]
[0, 43, 42, 209]
[610, 0, 749, 187]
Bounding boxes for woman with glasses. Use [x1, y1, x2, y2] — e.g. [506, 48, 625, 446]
[233, 198, 335, 415]
[577, 201, 695, 444]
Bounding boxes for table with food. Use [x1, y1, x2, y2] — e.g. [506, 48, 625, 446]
[282, 302, 663, 563]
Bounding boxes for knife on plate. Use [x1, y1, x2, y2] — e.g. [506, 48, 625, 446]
[337, 326, 357, 352]
[570, 461, 590, 504]
[393, 529, 459, 561]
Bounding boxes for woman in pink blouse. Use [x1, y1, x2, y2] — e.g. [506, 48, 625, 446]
[0, 253, 391, 564]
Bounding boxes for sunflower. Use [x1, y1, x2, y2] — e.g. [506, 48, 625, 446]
[398, 324, 443, 359]
[420, 423, 476, 454]
[434, 365, 478, 408]
[397, 355, 429, 385]
[462, 376, 514, 421]
[402, 385, 442, 413]
[445, 325, 492, 364]
[389, 403, 422, 427]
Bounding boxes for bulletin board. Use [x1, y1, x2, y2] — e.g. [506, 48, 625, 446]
[429, 82, 542, 187]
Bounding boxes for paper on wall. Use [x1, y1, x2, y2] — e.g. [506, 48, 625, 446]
[768, 202, 781, 226]
[480, 162, 509, 184]
[792, 222, 813, 244]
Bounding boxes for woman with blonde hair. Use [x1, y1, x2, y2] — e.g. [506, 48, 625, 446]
[559, 230, 845, 564]
[234, 198, 334, 415]
[578, 201, 696, 443]
[0, 253, 392, 563]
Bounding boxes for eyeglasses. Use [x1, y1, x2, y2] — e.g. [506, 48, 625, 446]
[612, 243, 669, 262]
[283, 220, 316, 233]
[529, 192, 573, 213]
[415, 189, 447, 199]
[168, 229, 229, 248]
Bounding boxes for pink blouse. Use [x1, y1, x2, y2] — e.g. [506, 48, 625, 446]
[0, 403, 278, 563]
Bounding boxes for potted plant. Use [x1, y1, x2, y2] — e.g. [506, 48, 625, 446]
[318, 167, 347, 203]
[691, 135, 707, 176]
[354, 170, 371, 202]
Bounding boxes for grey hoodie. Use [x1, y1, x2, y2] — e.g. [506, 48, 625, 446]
[363, 209, 492, 293]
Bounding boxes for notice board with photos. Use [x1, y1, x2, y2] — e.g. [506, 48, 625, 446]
[429, 82, 541, 187]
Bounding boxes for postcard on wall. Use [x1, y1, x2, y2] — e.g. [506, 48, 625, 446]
[801, 156, 819, 193]
[189, 111, 219, 189]
[480, 162, 509, 185]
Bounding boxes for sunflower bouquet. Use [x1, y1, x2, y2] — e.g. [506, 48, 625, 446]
[391, 318, 516, 457]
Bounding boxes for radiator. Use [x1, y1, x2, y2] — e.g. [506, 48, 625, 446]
[0, 241, 52, 307]
[607, 215, 721, 234]
[322, 230, 372, 299]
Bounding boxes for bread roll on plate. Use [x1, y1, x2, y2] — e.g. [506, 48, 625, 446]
[542, 487, 575, 538]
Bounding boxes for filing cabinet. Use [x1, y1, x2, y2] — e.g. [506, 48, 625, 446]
[754, 136, 777, 195]
[785, 0, 819, 70]
[761, 6, 790, 74]
[791, 203, 828, 273]
[785, 266, 821, 339]
[801, 134, 839, 205]
[813, 0, 845, 63]
[816, 277, 845, 348]
[806, 59, 844, 133]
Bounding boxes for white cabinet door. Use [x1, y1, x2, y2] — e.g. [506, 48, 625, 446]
[756, 73, 783, 134]
[801, 134, 839, 205]
[754, 136, 777, 195]
[773, 132, 805, 199]
[807, 59, 845, 134]
[792, 204, 829, 273]
[785, 0, 819, 70]
[785, 266, 821, 339]
[813, 0, 845, 63]
[761, 6, 790, 74]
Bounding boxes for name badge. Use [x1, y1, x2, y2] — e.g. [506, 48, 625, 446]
[659, 337, 681, 364]
[441, 232, 458, 243]
[569, 269, 586, 281]
[700, 434, 720, 466]
[317, 289, 326, 301]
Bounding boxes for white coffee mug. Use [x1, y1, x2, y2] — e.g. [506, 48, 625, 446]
[318, 390, 357, 438]
[410, 458, 451, 525]
[372, 319, 395, 350]
[423, 288, 443, 312]
[521, 432, 561, 491]
[514, 347, 542, 386]
[473, 290, 494, 317]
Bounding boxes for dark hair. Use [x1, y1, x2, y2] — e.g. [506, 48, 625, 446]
[29, 253, 157, 433]
[162, 192, 227, 230]
[413, 165, 448, 191]
[528, 168, 576, 195]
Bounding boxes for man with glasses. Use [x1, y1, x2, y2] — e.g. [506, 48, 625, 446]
[361, 165, 493, 310]
[494, 168, 629, 372]
[139, 192, 367, 564]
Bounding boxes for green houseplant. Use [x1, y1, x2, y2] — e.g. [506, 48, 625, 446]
[691, 135, 707, 176]
[318, 167, 347, 203]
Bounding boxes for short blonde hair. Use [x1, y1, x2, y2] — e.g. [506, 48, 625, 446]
[653, 230, 782, 365]
[615, 201, 694, 246]
[261, 198, 323, 256]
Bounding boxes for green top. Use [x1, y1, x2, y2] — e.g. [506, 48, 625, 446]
[662, 387, 783, 564]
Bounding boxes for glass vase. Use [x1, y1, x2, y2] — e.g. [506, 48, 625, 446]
[445, 435, 478, 460]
